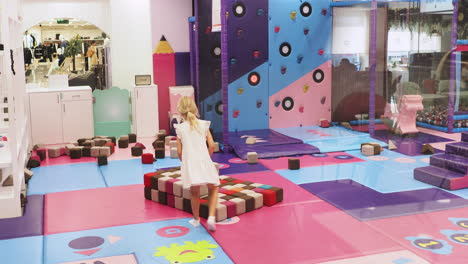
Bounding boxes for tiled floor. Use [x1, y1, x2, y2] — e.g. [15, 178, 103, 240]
[1, 132, 468, 264]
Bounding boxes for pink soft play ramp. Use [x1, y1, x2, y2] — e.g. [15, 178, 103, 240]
[269, 61, 331, 128]
[44, 184, 190, 234]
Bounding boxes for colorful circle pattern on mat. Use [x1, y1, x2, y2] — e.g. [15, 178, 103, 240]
[394, 157, 416, 163]
[157, 226, 190, 238]
[311, 153, 328, 158]
[228, 158, 248, 164]
[68, 236, 105, 250]
[334, 155, 354, 160]
[217, 163, 231, 169]
[367, 156, 389, 161]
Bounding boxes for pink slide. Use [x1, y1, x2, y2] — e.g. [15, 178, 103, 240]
[383, 95, 423, 134]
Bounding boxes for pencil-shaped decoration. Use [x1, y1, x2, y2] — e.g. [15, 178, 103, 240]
[153, 35, 176, 132]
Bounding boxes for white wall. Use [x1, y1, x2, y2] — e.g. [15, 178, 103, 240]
[150, 0, 192, 52]
[22, 0, 111, 36]
[109, 0, 153, 89]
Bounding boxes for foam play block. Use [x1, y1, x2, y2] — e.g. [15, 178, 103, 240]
[157, 133, 166, 141]
[157, 176, 171, 192]
[32, 144, 45, 150]
[97, 156, 108, 166]
[64, 144, 76, 156]
[239, 194, 255, 212]
[175, 196, 184, 210]
[142, 153, 155, 164]
[109, 136, 116, 144]
[152, 140, 158, 149]
[288, 158, 300, 170]
[221, 200, 237, 219]
[247, 152, 258, 164]
[2, 175, 13, 186]
[134, 142, 146, 149]
[361, 143, 382, 156]
[246, 137, 256, 144]
[199, 201, 210, 219]
[36, 148, 47, 161]
[241, 190, 263, 209]
[99, 146, 111, 157]
[422, 144, 435, 155]
[69, 148, 82, 159]
[159, 129, 167, 136]
[170, 147, 178, 158]
[167, 193, 175, 208]
[128, 133, 137, 143]
[216, 203, 228, 222]
[83, 140, 95, 147]
[131, 146, 143, 156]
[388, 140, 398, 150]
[24, 168, 33, 183]
[320, 119, 331, 128]
[158, 191, 168, 205]
[48, 147, 63, 158]
[155, 148, 165, 159]
[144, 172, 158, 188]
[165, 136, 175, 146]
[105, 142, 115, 153]
[165, 178, 180, 194]
[168, 140, 178, 148]
[27, 156, 41, 168]
[82, 147, 92, 157]
[151, 189, 159, 202]
[230, 198, 246, 215]
[253, 188, 278, 206]
[91, 147, 100, 157]
[144, 187, 152, 200]
[77, 138, 87, 146]
[94, 138, 107, 147]
[173, 181, 184, 197]
[120, 135, 129, 141]
[183, 198, 192, 213]
[118, 138, 129, 148]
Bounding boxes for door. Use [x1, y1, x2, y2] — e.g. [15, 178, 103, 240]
[62, 100, 94, 142]
[135, 86, 159, 137]
[29, 92, 63, 144]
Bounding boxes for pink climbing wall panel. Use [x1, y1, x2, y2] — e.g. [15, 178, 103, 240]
[269, 61, 331, 129]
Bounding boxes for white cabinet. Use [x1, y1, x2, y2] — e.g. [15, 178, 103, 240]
[132, 84, 158, 137]
[28, 86, 94, 145]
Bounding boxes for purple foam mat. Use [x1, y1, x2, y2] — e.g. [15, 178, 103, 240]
[229, 129, 320, 159]
[430, 153, 468, 175]
[300, 180, 468, 221]
[0, 195, 44, 240]
[211, 152, 269, 175]
[414, 165, 466, 190]
[372, 130, 452, 156]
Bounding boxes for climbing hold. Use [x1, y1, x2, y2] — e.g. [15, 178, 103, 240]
[233, 2, 246, 17]
[300, 2, 312, 17]
[281, 66, 287, 75]
[303, 84, 310, 93]
[304, 27, 310, 35]
[274, 26, 280, 33]
[248, 72, 260, 86]
[282, 97, 294, 111]
[205, 26, 212, 34]
[257, 8, 265, 16]
[279, 42, 292, 57]
[237, 88, 244, 95]
[321, 96, 326, 105]
[274, 101, 281, 107]
[290, 11, 297, 20]
[233, 110, 240, 118]
[299, 106, 304, 113]
[321, 9, 327, 16]
[253, 50, 260, 58]
[236, 28, 244, 38]
[318, 49, 324, 56]
[313, 69, 325, 83]
[230, 58, 237, 65]
[297, 55, 303, 64]
[211, 46, 221, 57]
[215, 101, 223, 115]
[257, 100, 263, 108]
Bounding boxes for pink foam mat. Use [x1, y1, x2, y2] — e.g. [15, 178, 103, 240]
[44, 184, 190, 235]
[209, 201, 401, 264]
[367, 207, 468, 264]
[259, 152, 364, 171]
[227, 171, 321, 205]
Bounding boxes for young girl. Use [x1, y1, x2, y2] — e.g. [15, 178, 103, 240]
[175, 96, 220, 231]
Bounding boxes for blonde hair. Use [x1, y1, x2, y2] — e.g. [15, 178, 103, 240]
[177, 96, 200, 132]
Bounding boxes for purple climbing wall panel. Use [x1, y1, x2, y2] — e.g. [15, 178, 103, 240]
[227, 0, 269, 83]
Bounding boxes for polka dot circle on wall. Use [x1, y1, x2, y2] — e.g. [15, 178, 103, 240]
[282, 97, 294, 111]
[211, 46, 221, 58]
[233, 2, 246, 17]
[300, 2, 312, 17]
[313, 69, 325, 83]
[279, 42, 292, 57]
[248, 72, 260, 86]
[215, 101, 223, 115]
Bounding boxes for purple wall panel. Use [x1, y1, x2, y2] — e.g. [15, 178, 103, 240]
[175, 52, 191, 86]
[227, 0, 269, 83]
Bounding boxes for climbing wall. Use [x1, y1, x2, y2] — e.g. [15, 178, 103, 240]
[197, 0, 223, 135]
[225, 0, 332, 131]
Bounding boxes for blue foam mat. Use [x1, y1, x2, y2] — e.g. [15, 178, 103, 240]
[100, 158, 181, 187]
[0, 236, 43, 264]
[28, 163, 106, 195]
[44, 218, 233, 264]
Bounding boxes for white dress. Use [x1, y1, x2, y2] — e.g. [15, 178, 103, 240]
[175, 120, 220, 188]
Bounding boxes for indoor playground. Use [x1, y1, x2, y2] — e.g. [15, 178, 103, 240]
[1, 0, 468, 263]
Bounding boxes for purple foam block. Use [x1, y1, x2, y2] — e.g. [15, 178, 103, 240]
[0, 195, 44, 240]
[300, 180, 468, 221]
[430, 153, 468, 175]
[414, 165, 468, 190]
[446, 142, 468, 158]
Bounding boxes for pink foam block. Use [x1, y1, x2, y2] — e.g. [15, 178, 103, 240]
[269, 61, 332, 128]
[221, 201, 237, 218]
[44, 184, 190, 235]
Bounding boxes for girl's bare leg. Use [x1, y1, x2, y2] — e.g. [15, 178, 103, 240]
[189, 186, 201, 227]
[206, 184, 219, 231]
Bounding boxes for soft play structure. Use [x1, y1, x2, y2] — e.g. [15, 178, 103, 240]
[144, 167, 283, 221]
[414, 132, 468, 190]
[192, 0, 332, 154]
[382, 95, 423, 134]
